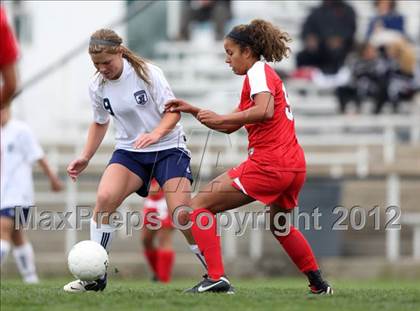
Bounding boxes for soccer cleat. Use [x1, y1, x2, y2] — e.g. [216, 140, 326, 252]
[63, 274, 107, 293]
[184, 275, 234, 294]
[306, 270, 333, 295]
[227, 284, 236, 294]
[23, 274, 40, 284]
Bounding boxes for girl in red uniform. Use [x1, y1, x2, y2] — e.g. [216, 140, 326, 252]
[142, 179, 175, 283]
[166, 19, 333, 294]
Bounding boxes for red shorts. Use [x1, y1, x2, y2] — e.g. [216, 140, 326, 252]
[143, 199, 173, 229]
[227, 159, 306, 210]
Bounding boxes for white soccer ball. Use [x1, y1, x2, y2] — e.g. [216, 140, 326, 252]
[67, 240, 109, 281]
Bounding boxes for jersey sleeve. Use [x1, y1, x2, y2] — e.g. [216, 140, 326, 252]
[89, 81, 110, 125]
[247, 62, 275, 99]
[148, 65, 175, 114]
[20, 126, 44, 164]
[0, 7, 19, 68]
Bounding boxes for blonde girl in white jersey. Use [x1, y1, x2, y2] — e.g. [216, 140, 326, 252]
[63, 29, 202, 292]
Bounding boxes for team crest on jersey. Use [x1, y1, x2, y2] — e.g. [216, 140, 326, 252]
[134, 90, 148, 105]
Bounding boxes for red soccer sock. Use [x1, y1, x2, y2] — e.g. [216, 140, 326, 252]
[144, 249, 158, 275]
[190, 208, 224, 280]
[274, 225, 319, 273]
[156, 249, 175, 283]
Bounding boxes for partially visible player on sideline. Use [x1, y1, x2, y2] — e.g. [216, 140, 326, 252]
[142, 179, 175, 283]
[165, 19, 333, 294]
[0, 104, 63, 283]
[0, 5, 19, 108]
[63, 29, 206, 292]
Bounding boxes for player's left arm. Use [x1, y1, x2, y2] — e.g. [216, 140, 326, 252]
[198, 92, 274, 127]
[200, 108, 243, 134]
[133, 111, 180, 149]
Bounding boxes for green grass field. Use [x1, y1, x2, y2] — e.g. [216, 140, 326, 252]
[1, 278, 419, 311]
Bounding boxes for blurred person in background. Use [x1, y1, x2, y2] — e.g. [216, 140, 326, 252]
[178, 0, 232, 41]
[366, 0, 417, 113]
[381, 38, 417, 113]
[0, 104, 63, 283]
[296, 0, 356, 75]
[166, 19, 333, 295]
[0, 5, 19, 108]
[335, 43, 390, 114]
[366, 0, 405, 40]
[142, 179, 175, 283]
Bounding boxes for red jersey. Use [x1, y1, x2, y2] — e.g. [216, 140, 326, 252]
[238, 61, 305, 172]
[0, 6, 19, 68]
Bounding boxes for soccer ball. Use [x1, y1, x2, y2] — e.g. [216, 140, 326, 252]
[67, 240, 109, 281]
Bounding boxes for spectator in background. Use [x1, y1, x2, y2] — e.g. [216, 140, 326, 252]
[384, 38, 417, 110]
[335, 43, 390, 114]
[179, 0, 232, 41]
[366, 0, 417, 113]
[366, 0, 405, 40]
[0, 5, 19, 108]
[296, 0, 356, 75]
[336, 41, 416, 114]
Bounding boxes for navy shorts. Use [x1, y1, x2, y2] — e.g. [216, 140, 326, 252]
[108, 148, 193, 197]
[0, 207, 31, 224]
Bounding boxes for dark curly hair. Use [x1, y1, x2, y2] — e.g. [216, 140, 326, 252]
[226, 19, 291, 62]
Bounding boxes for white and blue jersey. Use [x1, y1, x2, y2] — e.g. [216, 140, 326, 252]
[89, 59, 188, 152]
[89, 59, 192, 195]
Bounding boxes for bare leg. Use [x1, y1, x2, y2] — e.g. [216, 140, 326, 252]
[11, 228, 27, 247]
[94, 163, 143, 224]
[191, 172, 254, 213]
[157, 227, 173, 251]
[91, 163, 143, 251]
[162, 177, 193, 243]
[142, 227, 157, 251]
[0, 217, 13, 242]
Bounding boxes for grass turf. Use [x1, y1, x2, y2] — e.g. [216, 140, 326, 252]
[1, 278, 419, 311]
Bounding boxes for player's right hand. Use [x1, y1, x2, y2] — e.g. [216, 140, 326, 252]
[164, 99, 194, 114]
[67, 157, 89, 181]
[50, 177, 64, 192]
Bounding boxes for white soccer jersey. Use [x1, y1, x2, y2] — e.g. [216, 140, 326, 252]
[89, 59, 188, 152]
[1, 120, 44, 209]
[144, 197, 169, 220]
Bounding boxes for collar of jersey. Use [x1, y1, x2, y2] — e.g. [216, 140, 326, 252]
[247, 60, 265, 76]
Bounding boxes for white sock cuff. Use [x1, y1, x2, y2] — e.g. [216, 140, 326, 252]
[0, 240, 11, 263]
[12, 243, 33, 255]
[0, 239, 11, 251]
[90, 219, 116, 233]
[90, 219, 115, 251]
[189, 244, 200, 254]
